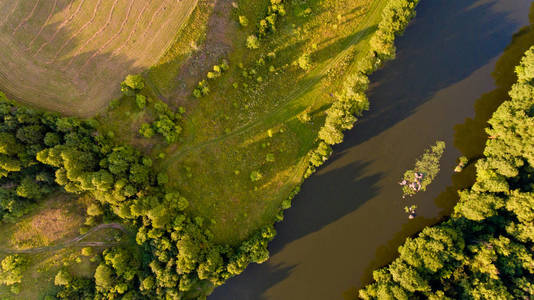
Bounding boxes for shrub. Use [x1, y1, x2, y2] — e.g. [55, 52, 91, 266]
[250, 171, 263, 182]
[239, 15, 249, 27]
[54, 270, 72, 286]
[135, 94, 147, 109]
[121, 74, 144, 96]
[298, 54, 312, 70]
[246, 35, 260, 49]
[139, 123, 155, 138]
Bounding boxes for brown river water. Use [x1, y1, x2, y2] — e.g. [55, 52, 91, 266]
[211, 0, 534, 299]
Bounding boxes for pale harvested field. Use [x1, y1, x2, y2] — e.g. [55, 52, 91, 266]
[0, 0, 197, 116]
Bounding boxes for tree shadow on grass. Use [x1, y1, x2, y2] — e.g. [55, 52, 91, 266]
[211, 1, 531, 299]
[0, 0, 148, 117]
[210, 160, 382, 299]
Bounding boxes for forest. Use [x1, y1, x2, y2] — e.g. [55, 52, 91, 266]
[0, 0, 532, 299]
[359, 46, 534, 299]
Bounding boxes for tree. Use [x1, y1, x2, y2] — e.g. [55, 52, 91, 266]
[0, 255, 27, 286]
[16, 176, 42, 199]
[55, 270, 72, 286]
[94, 264, 113, 289]
[121, 75, 144, 96]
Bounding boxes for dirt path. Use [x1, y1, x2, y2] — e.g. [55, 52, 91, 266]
[163, 0, 386, 166]
[0, 223, 128, 255]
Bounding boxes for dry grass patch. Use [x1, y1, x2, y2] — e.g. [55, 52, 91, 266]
[0, 0, 198, 116]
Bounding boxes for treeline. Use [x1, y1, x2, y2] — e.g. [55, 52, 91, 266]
[359, 47, 534, 299]
[306, 0, 420, 177]
[0, 92, 100, 222]
[0, 92, 275, 298]
[119, 74, 185, 144]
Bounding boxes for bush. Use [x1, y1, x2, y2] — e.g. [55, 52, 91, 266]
[250, 171, 263, 182]
[246, 35, 260, 49]
[135, 94, 147, 109]
[138, 123, 155, 138]
[121, 74, 144, 96]
[298, 54, 312, 70]
[239, 15, 249, 27]
[54, 270, 72, 286]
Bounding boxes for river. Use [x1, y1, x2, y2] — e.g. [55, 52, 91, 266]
[210, 0, 534, 299]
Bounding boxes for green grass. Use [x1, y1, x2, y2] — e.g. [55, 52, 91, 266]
[146, 0, 388, 244]
[23, 0, 388, 246]
[0, 194, 126, 299]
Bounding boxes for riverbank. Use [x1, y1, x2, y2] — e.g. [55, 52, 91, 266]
[360, 44, 534, 300]
[210, 1, 533, 299]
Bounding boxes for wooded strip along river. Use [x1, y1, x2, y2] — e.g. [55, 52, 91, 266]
[211, 0, 533, 299]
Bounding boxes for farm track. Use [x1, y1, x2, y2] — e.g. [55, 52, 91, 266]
[0, 223, 128, 255]
[163, 0, 387, 166]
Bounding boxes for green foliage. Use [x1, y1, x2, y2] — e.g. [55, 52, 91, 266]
[401, 141, 446, 197]
[0, 255, 27, 287]
[135, 94, 147, 109]
[138, 123, 155, 138]
[246, 35, 260, 49]
[193, 80, 210, 98]
[256, 0, 286, 37]
[250, 171, 263, 182]
[360, 46, 534, 300]
[54, 270, 73, 287]
[238, 15, 249, 27]
[120, 74, 145, 96]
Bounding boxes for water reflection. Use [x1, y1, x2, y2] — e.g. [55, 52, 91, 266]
[210, 1, 532, 299]
[357, 2, 534, 297]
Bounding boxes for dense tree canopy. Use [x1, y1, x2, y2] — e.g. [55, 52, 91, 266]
[359, 47, 534, 300]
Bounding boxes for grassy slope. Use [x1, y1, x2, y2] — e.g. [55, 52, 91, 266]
[0, 0, 197, 116]
[146, 0, 389, 244]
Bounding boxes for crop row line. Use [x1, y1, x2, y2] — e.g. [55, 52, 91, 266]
[64, 0, 121, 68]
[34, 0, 86, 57]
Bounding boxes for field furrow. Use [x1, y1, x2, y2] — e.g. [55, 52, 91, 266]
[49, 0, 103, 64]
[12, 0, 41, 35]
[65, 0, 120, 68]
[34, 0, 86, 56]
[107, 0, 152, 61]
[27, 0, 58, 49]
[0, 0, 198, 116]
[81, 0, 136, 70]
[0, 0, 21, 28]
